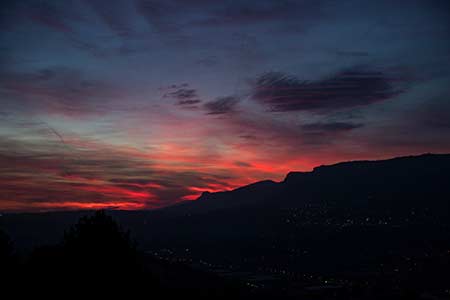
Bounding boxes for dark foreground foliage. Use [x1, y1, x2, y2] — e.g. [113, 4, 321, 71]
[1, 209, 450, 299]
[0, 211, 248, 298]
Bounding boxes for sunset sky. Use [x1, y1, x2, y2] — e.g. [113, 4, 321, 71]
[1, 0, 450, 212]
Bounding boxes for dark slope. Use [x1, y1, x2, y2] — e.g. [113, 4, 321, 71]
[165, 180, 280, 215]
[163, 153, 450, 216]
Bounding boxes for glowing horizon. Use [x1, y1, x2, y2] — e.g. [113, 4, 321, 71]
[1, 0, 450, 212]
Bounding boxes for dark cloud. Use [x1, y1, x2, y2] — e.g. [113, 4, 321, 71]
[301, 122, 364, 132]
[252, 67, 405, 113]
[204, 96, 240, 115]
[166, 88, 197, 100]
[177, 99, 202, 106]
[239, 134, 258, 140]
[108, 178, 154, 185]
[163, 84, 202, 106]
[235, 161, 252, 167]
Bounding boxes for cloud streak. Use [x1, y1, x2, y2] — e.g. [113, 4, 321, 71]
[204, 96, 240, 115]
[301, 122, 364, 132]
[0, 67, 125, 117]
[252, 67, 406, 113]
[163, 84, 202, 107]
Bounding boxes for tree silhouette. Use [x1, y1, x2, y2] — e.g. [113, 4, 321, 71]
[0, 228, 14, 264]
[0, 228, 21, 293]
[0, 228, 16, 275]
[63, 211, 137, 264]
[62, 211, 142, 283]
[24, 211, 151, 296]
[9, 211, 246, 298]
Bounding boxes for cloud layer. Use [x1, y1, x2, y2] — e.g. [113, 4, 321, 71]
[1, 0, 450, 212]
[252, 67, 405, 112]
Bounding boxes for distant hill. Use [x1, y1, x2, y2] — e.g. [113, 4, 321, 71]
[165, 153, 450, 216]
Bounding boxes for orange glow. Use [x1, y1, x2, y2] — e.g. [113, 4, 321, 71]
[35, 201, 147, 210]
[181, 194, 200, 201]
[79, 185, 153, 200]
[0, 121, 366, 213]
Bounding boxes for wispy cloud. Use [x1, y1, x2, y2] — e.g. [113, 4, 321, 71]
[0, 67, 124, 117]
[252, 67, 407, 113]
[162, 84, 202, 107]
[301, 122, 364, 132]
[204, 96, 240, 115]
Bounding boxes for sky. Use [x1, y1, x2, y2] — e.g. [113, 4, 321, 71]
[1, 0, 450, 212]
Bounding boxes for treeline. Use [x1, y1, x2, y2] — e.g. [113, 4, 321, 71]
[0, 211, 248, 298]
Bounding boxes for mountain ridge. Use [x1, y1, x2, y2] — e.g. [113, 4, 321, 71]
[167, 153, 450, 215]
[201, 153, 450, 198]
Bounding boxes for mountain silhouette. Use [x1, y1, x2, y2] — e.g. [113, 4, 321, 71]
[165, 153, 450, 216]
